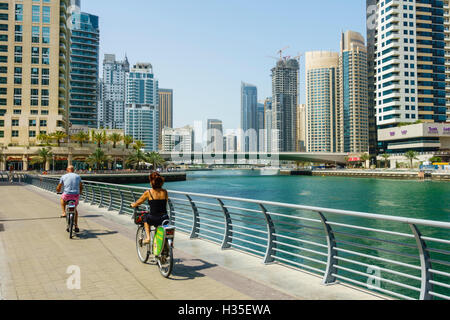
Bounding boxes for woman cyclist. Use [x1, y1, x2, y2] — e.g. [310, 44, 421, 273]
[131, 172, 169, 244]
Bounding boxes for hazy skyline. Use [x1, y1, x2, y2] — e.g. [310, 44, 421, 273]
[82, 0, 366, 130]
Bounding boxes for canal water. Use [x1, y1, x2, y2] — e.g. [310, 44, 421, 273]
[136, 169, 450, 221]
[132, 169, 450, 299]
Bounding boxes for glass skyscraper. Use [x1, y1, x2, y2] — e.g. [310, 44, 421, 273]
[125, 104, 159, 152]
[240, 82, 258, 152]
[69, 5, 99, 128]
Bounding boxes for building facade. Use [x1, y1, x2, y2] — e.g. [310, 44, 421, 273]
[240, 82, 258, 152]
[161, 125, 194, 153]
[263, 97, 273, 152]
[206, 118, 223, 153]
[305, 51, 339, 152]
[369, 0, 448, 154]
[98, 54, 129, 129]
[297, 104, 306, 152]
[158, 88, 173, 150]
[126, 63, 158, 107]
[338, 31, 369, 153]
[125, 104, 158, 152]
[271, 59, 299, 152]
[69, 4, 99, 128]
[0, 0, 70, 147]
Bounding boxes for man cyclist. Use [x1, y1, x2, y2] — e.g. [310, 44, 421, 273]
[56, 165, 83, 233]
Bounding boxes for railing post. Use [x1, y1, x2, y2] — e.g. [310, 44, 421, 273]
[186, 195, 199, 239]
[167, 198, 175, 225]
[118, 189, 124, 214]
[318, 212, 338, 285]
[218, 199, 232, 250]
[99, 187, 104, 208]
[90, 185, 96, 205]
[260, 204, 276, 264]
[108, 189, 113, 211]
[410, 224, 433, 300]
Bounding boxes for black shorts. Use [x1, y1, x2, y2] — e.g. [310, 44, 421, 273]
[144, 214, 169, 227]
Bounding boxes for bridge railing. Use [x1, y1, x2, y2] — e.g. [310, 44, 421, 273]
[25, 175, 450, 300]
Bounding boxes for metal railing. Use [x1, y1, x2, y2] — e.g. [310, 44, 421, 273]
[24, 175, 450, 300]
[0, 172, 27, 183]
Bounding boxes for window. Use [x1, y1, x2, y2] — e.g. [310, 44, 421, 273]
[31, 68, 39, 85]
[12, 130, 19, 137]
[0, 131, 3, 138]
[32, 26, 39, 43]
[32, 6, 40, 23]
[31, 89, 39, 106]
[42, 48, 49, 65]
[42, 68, 49, 86]
[41, 89, 49, 106]
[29, 131, 36, 138]
[42, 7, 50, 24]
[15, 25, 22, 42]
[40, 120, 47, 127]
[31, 47, 39, 64]
[15, 4, 23, 21]
[12, 119, 19, 126]
[14, 46, 22, 63]
[0, 119, 3, 126]
[42, 27, 50, 44]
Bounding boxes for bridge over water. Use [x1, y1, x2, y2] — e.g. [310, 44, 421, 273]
[159, 152, 349, 165]
[1, 174, 449, 301]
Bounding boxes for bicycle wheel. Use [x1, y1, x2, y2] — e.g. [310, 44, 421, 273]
[157, 243, 173, 278]
[68, 213, 74, 239]
[136, 226, 150, 263]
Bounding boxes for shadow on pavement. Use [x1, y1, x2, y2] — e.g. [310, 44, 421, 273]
[75, 229, 118, 240]
[168, 258, 218, 281]
[0, 217, 61, 222]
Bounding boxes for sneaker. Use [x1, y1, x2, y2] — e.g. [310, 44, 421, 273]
[74, 227, 80, 233]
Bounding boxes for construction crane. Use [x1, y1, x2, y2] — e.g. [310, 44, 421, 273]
[277, 46, 290, 60]
[292, 52, 303, 62]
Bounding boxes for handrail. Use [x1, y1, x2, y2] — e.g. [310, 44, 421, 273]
[23, 175, 450, 300]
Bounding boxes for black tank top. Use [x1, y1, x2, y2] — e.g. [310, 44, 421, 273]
[147, 189, 167, 216]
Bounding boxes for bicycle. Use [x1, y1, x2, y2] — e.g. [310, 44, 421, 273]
[65, 200, 77, 239]
[133, 206, 175, 278]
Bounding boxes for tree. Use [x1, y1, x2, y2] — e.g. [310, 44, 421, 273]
[92, 130, 107, 148]
[381, 153, 390, 169]
[146, 151, 165, 170]
[108, 133, 123, 148]
[86, 148, 109, 170]
[50, 131, 67, 147]
[30, 147, 52, 170]
[37, 133, 51, 146]
[126, 149, 147, 170]
[133, 140, 145, 151]
[404, 150, 419, 169]
[429, 156, 442, 164]
[71, 131, 90, 147]
[123, 135, 134, 149]
[360, 153, 370, 169]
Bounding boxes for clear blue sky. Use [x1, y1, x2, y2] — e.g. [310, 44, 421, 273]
[82, 0, 366, 130]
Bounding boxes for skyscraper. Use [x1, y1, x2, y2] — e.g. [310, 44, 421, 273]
[0, 0, 71, 146]
[368, 0, 448, 153]
[125, 104, 159, 152]
[271, 59, 299, 152]
[337, 31, 369, 153]
[126, 63, 159, 107]
[69, 2, 99, 128]
[256, 102, 265, 152]
[305, 51, 339, 153]
[297, 104, 306, 152]
[161, 125, 194, 153]
[99, 54, 129, 129]
[264, 98, 273, 152]
[241, 82, 258, 152]
[206, 119, 223, 153]
[158, 88, 173, 150]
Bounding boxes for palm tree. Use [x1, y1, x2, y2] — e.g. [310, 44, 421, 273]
[86, 148, 109, 171]
[133, 140, 145, 151]
[146, 151, 165, 170]
[360, 153, 370, 169]
[108, 133, 123, 148]
[91, 130, 107, 148]
[381, 153, 390, 169]
[123, 135, 134, 149]
[30, 147, 52, 171]
[429, 156, 442, 164]
[126, 149, 147, 170]
[71, 131, 90, 148]
[404, 150, 419, 169]
[50, 131, 67, 147]
[37, 133, 51, 146]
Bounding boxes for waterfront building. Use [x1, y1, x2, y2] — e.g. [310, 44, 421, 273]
[98, 54, 129, 130]
[337, 31, 369, 153]
[124, 104, 158, 152]
[305, 51, 339, 153]
[368, 0, 448, 153]
[263, 97, 273, 152]
[126, 63, 158, 107]
[158, 88, 173, 150]
[271, 59, 299, 152]
[69, 3, 99, 128]
[241, 82, 258, 152]
[206, 119, 223, 153]
[224, 131, 238, 153]
[257, 102, 265, 152]
[0, 0, 71, 147]
[297, 104, 306, 152]
[161, 125, 194, 153]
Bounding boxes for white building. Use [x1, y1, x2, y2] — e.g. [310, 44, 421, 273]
[161, 126, 194, 153]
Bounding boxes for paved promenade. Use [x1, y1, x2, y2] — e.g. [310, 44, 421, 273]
[0, 183, 386, 300]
